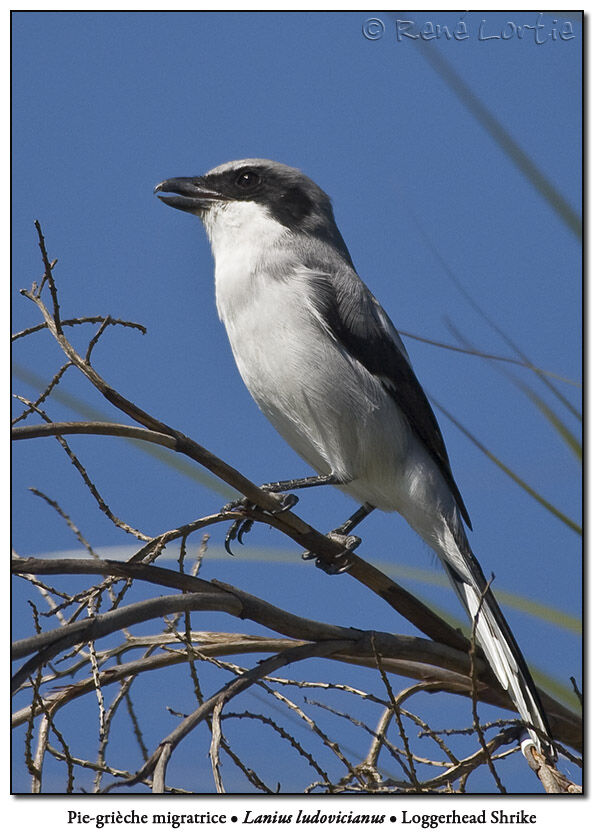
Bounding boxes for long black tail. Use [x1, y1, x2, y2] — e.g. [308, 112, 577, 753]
[437, 521, 556, 760]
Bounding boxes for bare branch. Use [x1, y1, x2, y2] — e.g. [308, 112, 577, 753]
[524, 745, 582, 794]
[12, 362, 73, 424]
[16, 284, 473, 651]
[110, 639, 354, 790]
[12, 315, 147, 342]
[13, 420, 179, 449]
[13, 226, 581, 793]
[371, 634, 421, 789]
[13, 403, 150, 542]
[33, 220, 61, 331]
[209, 702, 225, 793]
[85, 316, 114, 362]
[11, 555, 581, 753]
[222, 710, 329, 791]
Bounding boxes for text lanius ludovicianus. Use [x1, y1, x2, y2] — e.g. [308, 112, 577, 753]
[155, 159, 554, 758]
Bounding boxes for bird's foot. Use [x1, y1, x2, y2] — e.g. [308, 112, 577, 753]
[302, 531, 361, 574]
[223, 492, 299, 555]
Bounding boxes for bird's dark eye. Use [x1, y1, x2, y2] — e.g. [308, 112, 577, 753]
[235, 169, 261, 190]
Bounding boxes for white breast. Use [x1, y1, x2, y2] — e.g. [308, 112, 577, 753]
[201, 200, 424, 513]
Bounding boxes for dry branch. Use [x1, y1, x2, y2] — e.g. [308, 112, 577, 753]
[16, 272, 471, 653]
[12, 557, 581, 752]
[12, 225, 582, 793]
[110, 639, 355, 791]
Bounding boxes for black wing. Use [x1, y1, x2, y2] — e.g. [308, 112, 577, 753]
[310, 266, 472, 528]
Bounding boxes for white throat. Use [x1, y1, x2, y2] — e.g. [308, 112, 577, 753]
[202, 201, 289, 322]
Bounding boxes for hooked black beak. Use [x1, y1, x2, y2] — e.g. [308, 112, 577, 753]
[153, 177, 224, 214]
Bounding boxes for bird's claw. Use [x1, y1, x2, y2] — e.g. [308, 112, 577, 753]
[223, 492, 299, 555]
[271, 493, 299, 514]
[225, 517, 254, 555]
[302, 532, 361, 574]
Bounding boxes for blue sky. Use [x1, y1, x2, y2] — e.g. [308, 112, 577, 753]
[12, 11, 581, 795]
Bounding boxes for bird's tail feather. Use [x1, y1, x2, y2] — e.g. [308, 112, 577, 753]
[436, 521, 555, 760]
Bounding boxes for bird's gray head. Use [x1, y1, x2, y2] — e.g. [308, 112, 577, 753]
[154, 159, 352, 262]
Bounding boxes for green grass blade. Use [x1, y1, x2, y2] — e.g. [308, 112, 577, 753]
[399, 330, 580, 387]
[415, 38, 582, 240]
[517, 382, 582, 461]
[24, 543, 581, 709]
[12, 363, 237, 500]
[432, 397, 582, 536]
[409, 213, 583, 423]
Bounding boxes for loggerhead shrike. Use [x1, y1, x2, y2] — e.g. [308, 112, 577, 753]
[155, 159, 554, 759]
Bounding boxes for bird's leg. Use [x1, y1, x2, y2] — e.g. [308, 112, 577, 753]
[302, 503, 375, 574]
[260, 473, 343, 492]
[223, 473, 343, 554]
[331, 502, 375, 536]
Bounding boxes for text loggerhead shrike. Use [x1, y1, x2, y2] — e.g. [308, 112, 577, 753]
[155, 159, 554, 759]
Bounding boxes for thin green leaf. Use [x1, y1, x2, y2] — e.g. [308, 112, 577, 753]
[26, 543, 580, 709]
[529, 669, 582, 713]
[444, 314, 582, 425]
[414, 37, 581, 239]
[518, 383, 582, 461]
[399, 330, 580, 387]
[432, 397, 582, 536]
[409, 211, 582, 423]
[12, 363, 237, 500]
